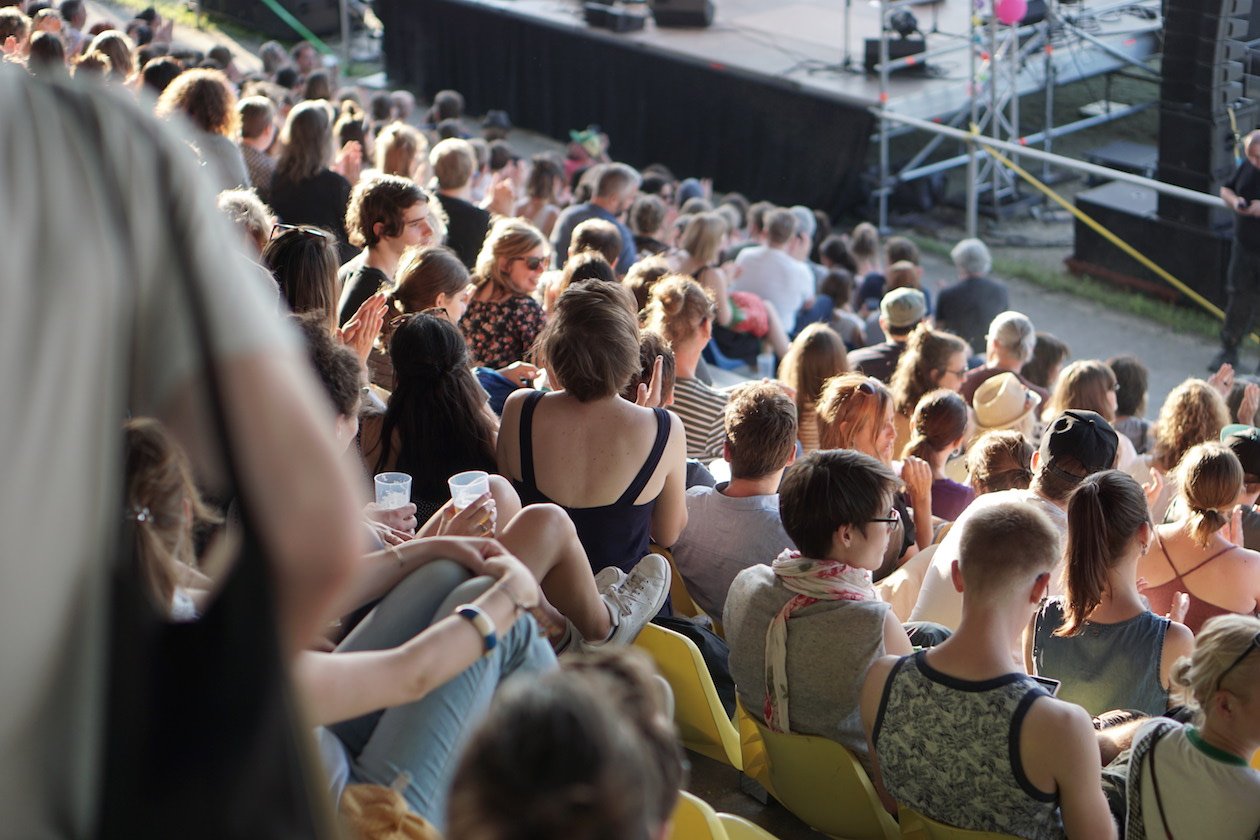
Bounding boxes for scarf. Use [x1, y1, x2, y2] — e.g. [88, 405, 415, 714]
[763, 549, 877, 732]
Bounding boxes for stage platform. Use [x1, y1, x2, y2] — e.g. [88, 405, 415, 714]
[378, 0, 1162, 214]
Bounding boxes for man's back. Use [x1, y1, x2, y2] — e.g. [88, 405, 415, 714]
[670, 485, 792, 622]
[847, 341, 904, 383]
[437, 192, 491, 269]
[732, 246, 813, 333]
[552, 202, 636, 271]
[936, 275, 1009, 355]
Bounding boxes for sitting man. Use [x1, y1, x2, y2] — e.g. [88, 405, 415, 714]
[847, 287, 926, 383]
[726, 449, 913, 774]
[671, 382, 797, 623]
[861, 502, 1116, 839]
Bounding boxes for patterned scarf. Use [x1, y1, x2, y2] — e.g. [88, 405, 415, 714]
[763, 549, 877, 732]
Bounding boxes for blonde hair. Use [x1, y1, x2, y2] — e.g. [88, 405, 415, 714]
[642, 274, 715, 348]
[376, 122, 428, 179]
[473, 218, 547, 297]
[1044, 359, 1118, 422]
[816, 372, 892, 453]
[1171, 614, 1260, 718]
[87, 30, 133, 80]
[1152, 378, 1230, 473]
[779, 323, 849, 422]
[888, 323, 967, 417]
[1176, 442, 1244, 547]
[679, 212, 728, 265]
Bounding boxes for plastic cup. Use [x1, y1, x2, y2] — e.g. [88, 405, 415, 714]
[374, 472, 412, 510]
[448, 470, 490, 511]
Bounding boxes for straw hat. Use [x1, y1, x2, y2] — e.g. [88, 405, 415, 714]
[973, 372, 1042, 430]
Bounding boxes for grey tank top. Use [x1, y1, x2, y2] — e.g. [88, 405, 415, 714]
[873, 652, 1064, 840]
[1032, 598, 1169, 717]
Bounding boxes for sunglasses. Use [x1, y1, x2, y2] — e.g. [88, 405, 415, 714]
[868, 506, 901, 532]
[1216, 631, 1260, 692]
[513, 256, 549, 271]
[271, 223, 332, 241]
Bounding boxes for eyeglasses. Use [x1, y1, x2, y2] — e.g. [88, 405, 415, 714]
[513, 255, 549, 271]
[941, 367, 967, 378]
[1216, 631, 1260, 691]
[868, 506, 901, 532]
[271, 223, 332, 241]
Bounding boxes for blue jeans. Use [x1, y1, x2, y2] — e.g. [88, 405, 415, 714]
[328, 560, 557, 828]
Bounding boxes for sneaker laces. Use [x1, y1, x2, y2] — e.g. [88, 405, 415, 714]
[604, 571, 655, 622]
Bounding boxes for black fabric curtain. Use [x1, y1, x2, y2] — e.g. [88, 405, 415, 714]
[379, 0, 873, 216]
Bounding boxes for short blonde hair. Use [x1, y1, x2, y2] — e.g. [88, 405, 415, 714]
[431, 137, 476, 190]
[679, 212, 728, 265]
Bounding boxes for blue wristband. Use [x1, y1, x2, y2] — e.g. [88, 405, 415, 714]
[455, 604, 497, 655]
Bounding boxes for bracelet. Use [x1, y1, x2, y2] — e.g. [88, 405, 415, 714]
[454, 604, 498, 655]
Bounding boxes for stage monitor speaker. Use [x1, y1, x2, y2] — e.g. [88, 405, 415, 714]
[649, 0, 715, 28]
[197, 0, 341, 40]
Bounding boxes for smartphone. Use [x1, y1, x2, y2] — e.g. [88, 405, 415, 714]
[1030, 675, 1061, 696]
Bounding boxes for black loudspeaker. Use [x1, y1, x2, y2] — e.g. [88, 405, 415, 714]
[197, 0, 342, 40]
[649, 0, 715, 28]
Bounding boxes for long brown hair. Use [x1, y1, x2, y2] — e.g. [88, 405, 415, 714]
[816, 372, 892, 452]
[1177, 442, 1244, 547]
[904, 389, 968, 461]
[779, 323, 849, 418]
[393, 245, 469, 313]
[275, 100, 334, 183]
[966, 430, 1033, 495]
[1044, 359, 1118, 422]
[1058, 470, 1149, 636]
[889, 323, 968, 418]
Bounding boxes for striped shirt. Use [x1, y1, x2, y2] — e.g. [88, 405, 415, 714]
[672, 377, 728, 460]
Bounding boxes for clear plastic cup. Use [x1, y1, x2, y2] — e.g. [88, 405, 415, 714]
[448, 470, 490, 511]
[374, 472, 412, 510]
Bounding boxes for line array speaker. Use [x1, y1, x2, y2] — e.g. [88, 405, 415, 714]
[648, 0, 715, 28]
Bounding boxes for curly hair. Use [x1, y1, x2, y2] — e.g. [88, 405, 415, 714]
[888, 323, 968, 418]
[1151, 378, 1230, 473]
[156, 67, 239, 136]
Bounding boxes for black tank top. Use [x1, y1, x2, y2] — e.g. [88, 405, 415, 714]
[512, 390, 671, 574]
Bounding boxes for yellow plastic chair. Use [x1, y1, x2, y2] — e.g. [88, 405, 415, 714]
[635, 622, 742, 769]
[735, 699, 775, 798]
[652, 544, 703, 618]
[752, 720, 898, 840]
[1252, 748, 1259, 770]
[717, 813, 781, 840]
[897, 807, 1019, 839]
[669, 791, 729, 840]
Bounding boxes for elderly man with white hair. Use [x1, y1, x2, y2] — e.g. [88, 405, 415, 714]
[935, 238, 1009, 356]
[959, 310, 1049, 405]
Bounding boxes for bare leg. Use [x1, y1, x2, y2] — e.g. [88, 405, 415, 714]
[487, 474, 521, 529]
[496, 503, 612, 642]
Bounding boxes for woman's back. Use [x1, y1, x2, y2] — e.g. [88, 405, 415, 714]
[1141, 525, 1260, 631]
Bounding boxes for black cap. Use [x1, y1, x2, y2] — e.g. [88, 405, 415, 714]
[1222, 424, 1260, 479]
[1039, 410, 1119, 479]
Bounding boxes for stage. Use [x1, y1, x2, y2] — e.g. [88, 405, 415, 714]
[377, 0, 1163, 215]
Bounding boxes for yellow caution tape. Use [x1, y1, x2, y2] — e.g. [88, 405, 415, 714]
[967, 124, 1237, 333]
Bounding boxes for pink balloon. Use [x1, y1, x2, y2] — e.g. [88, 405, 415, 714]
[995, 0, 1027, 25]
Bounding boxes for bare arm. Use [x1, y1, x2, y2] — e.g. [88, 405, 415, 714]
[1027, 700, 1118, 840]
[1159, 620, 1195, 697]
[699, 265, 733, 327]
[859, 655, 902, 815]
[650, 412, 690, 548]
[160, 351, 363, 656]
[882, 609, 914, 656]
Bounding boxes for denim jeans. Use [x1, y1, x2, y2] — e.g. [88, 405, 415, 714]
[328, 559, 557, 828]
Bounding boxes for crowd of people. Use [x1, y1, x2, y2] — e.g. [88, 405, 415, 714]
[2, 2, 1259, 837]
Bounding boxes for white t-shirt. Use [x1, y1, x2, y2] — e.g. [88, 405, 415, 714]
[0, 68, 293, 836]
[733, 246, 815, 333]
[1131, 720, 1260, 839]
[910, 489, 1067, 630]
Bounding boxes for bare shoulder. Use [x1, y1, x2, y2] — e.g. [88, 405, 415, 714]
[859, 654, 904, 729]
[1023, 693, 1094, 748]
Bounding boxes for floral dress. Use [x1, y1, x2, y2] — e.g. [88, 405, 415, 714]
[460, 294, 546, 370]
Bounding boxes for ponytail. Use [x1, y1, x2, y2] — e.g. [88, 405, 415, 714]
[1057, 470, 1148, 636]
[1187, 507, 1228, 548]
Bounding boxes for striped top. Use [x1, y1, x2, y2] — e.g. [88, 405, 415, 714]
[672, 376, 728, 460]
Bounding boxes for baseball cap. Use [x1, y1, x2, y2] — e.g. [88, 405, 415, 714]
[880, 287, 927, 329]
[974, 372, 1041, 430]
[1039, 410, 1119, 479]
[1221, 424, 1260, 479]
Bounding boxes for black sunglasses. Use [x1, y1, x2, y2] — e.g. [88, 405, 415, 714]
[1217, 631, 1260, 691]
[513, 255, 549, 271]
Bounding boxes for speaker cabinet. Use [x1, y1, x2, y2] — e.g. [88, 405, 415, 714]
[649, 0, 715, 27]
[197, 0, 341, 40]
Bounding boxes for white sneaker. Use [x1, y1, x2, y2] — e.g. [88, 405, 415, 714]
[593, 565, 625, 594]
[600, 553, 670, 646]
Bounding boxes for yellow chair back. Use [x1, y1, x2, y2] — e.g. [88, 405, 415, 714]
[752, 720, 898, 840]
[735, 699, 774, 798]
[717, 813, 781, 840]
[669, 791, 728, 840]
[652, 545, 702, 618]
[635, 623, 742, 769]
[897, 807, 1020, 839]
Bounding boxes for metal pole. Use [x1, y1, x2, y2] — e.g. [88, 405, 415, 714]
[966, 4, 978, 237]
[340, 0, 351, 74]
[988, 12, 1000, 215]
[1042, 1, 1055, 181]
[878, 1, 891, 233]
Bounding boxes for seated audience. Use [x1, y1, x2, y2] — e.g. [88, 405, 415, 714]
[623, 254, 672, 314]
[903, 390, 974, 521]
[461, 218, 549, 370]
[1024, 331, 1070, 394]
[375, 122, 429, 182]
[499, 280, 688, 577]
[851, 221, 884, 308]
[1223, 424, 1260, 552]
[818, 268, 867, 349]
[847, 287, 926, 383]
[269, 100, 355, 262]
[216, 188, 274, 259]
[1108, 354, 1154, 455]
[515, 154, 565, 238]
[1121, 615, 1260, 839]
[732, 207, 814, 336]
[1030, 470, 1194, 716]
[155, 68, 250, 193]
[863, 260, 929, 345]
[1138, 442, 1260, 633]
[912, 410, 1119, 630]
[431, 138, 492, 269]
[862, 502, 1116, 838]
[629, 192, 670, 259]
[818, 373, 934, 577]
[888, 323, 969, 455]
[726, 449, 913, 774]
[935, 238, 1009, 356]
[959, 310, 1043, 405]
[671, 382, 797, 623]
[1131, 377, 1230, 521]
[1043, 359, 1138, 470]
[552, 162, 639, 273]
[778, 323, 849, 452]
[966, 430, 1035, 496]
[237, 95, 277, 201]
